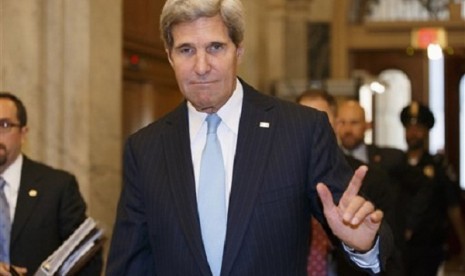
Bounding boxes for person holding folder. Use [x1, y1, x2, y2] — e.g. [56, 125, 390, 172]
[0, 92, 102, 276]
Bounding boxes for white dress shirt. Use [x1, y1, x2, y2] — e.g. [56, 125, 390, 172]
[189, 79, 243, 210]
[342, 143, 369, 164]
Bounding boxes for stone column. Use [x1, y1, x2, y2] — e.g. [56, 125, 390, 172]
[284, 1, 311, 81]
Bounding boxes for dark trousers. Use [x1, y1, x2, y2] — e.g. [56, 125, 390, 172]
[403, 244, 444, 276]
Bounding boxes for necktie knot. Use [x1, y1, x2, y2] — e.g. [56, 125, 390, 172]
[206, 114, 221, 134]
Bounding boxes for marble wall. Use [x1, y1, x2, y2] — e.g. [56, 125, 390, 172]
[0, 0, 122, 249]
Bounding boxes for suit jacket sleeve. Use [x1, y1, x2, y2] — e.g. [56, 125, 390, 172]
[106, 137, 156, 275]
[60, 175, 103, 276]
[10, 158, 102, 275]
[41, 166, 102, 276]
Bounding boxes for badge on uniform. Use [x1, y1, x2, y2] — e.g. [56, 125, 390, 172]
[423, 165, 435, 178]
[29, 189, 38, 197]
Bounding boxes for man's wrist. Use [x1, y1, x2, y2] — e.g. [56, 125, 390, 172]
[343, 240, 376, 254]
[342, 236, 381, 274]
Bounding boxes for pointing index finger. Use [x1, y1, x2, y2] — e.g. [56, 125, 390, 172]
[341, 165, 368, 201]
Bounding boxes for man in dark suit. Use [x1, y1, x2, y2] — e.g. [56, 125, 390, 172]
[0, 92, 102, 275]
[107, 0, 394, 275]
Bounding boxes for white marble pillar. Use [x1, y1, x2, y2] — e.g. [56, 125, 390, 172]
[284, 1, 311, 81]
[238, 1, 264, 89]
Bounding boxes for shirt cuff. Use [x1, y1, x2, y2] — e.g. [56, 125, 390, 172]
[342, 236, 380, 274]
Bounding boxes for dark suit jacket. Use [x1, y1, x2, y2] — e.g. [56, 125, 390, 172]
[107, 80, 394, 275]
[345, 155, 395, 236]
[9, 156, 102, 275]
[366, 145, 406, 177]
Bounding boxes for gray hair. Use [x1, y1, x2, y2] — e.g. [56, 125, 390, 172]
[160, 0, 245, 50]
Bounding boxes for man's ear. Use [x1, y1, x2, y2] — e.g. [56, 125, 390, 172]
[166, 49, 174, 67]
[236, 44, 244, 61]
[20, 126, 29, 145]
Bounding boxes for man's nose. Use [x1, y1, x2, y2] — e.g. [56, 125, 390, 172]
[194, 52, 211, 75]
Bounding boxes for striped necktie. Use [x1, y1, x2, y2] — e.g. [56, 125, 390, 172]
[0, 177, 11, 263]
[198, 113, 226, 276]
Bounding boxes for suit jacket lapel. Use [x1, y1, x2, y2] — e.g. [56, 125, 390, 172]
[221, 84, 276, 275]
[11, 157, 40, 246]
[163, 103, 211, 275]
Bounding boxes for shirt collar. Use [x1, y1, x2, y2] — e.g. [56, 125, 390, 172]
[343, 143, 368, 163]
[1, 154, 23, 192]
[188, 78, 243, 138]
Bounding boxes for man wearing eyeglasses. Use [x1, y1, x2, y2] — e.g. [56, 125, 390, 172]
[0, 92, 102, 276]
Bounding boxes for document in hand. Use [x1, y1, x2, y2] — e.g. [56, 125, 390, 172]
[34, 217, 104, 276]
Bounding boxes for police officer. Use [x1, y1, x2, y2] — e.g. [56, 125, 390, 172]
[399, 101, 465, 275]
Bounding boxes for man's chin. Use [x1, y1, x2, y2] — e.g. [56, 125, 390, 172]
[408, 143, 424, 151]
[341, 142, 357, 151]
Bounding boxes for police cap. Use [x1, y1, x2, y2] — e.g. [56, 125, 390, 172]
[400, 101, 435, 129]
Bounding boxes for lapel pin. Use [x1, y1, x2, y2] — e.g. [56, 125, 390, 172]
[259, 122, 270, 128]
[29, 189, 38, 197]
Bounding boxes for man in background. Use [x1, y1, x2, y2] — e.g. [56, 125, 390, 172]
[336, 100, 410, 246]
[0, 92, 102, 276]
[336, 100, 406, 175]
[399, 101, 465, 275]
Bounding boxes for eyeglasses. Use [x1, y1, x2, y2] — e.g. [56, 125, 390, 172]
[0, 120, 22, 134]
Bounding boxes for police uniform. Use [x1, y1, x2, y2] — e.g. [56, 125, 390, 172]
[398, 102, 461, 276]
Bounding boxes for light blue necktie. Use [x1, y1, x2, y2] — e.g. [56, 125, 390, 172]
[0, 177, 11, 263]
[198, 113, 226, 276]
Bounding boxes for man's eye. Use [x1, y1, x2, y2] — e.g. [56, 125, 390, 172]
[178, 47, 194, 55]
[207, 43, 224, 53]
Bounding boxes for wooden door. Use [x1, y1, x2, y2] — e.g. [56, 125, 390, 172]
[444, 51, 465, 177]
[123, 0, 182, 139]
[350, 49, 428, 103]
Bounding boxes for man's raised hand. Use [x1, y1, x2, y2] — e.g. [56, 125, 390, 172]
[316, 165, 383, 252]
